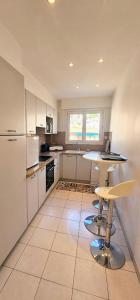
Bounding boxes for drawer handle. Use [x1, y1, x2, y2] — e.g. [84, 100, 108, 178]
[8, 139, 17, 142]
[29, 130, 34, 133]
[40, 124, 43, 127]
[7, 130, 16, 132]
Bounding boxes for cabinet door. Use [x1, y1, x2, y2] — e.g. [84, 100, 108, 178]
[36, 98, 46, 128]
[0, 136, 27, 265]
[76, 155, 91, 181]
[25, 90, 36, 134]
[38, 167, 46, 208]
[0, 57, 25, 134]
[62, 155, 76, 179]
[27, 173, 38, 224]
[53, 109, 58, 134]
[46, 104, 53, 118]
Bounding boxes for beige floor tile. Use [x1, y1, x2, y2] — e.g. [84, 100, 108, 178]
[72, 289, 102, 300]
[52, 232, 77, 256]
[47, 197, 66, 207]
[81, 202, 98, 213]
[74, 258, 108, 299]
[15, 245, 49, 277]
[77, 238, 93, 261]
[43, 251, 75, 287]
[4, 243, 26, 269]
[0, 270, 39, 300]
[65, 200, 81, 210]
[107, 269, 140, 300]
[58, 219, 79, 236]
[0, 267, 12, 291]
[62, 208, 81, 221]
[38, 215, 60, 231]
[20, 226, 35, 244]
[29, 228, 55, 250]
[40, 206, 64, 218]
[54, 190, 70, 199]
[82, 193, 98, 202]
[35, 279, 72, 300]
[79, 222, 94, 239]
[68, 192, 83, 201]
[30, 214, 43, 227]
[111, 228, 127, 246]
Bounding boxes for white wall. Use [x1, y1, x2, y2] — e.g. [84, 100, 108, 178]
[110, 50, 140, 273]
[58, 97, 112, 132]
[0, 21, 56, 107]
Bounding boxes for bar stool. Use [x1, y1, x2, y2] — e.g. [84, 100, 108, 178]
[90, 180, 135, 269]
[84, 165, 116, 237]
[93, 165, 115, 211]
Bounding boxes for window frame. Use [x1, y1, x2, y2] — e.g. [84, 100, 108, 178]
[66, 109, 104, 144]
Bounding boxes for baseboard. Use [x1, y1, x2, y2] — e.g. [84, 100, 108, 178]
[115, 203, 140, 282]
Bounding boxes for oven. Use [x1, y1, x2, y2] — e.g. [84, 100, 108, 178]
[46, 160, 55, 192]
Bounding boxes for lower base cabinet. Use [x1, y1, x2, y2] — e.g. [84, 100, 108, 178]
[27, 173, 39, 224]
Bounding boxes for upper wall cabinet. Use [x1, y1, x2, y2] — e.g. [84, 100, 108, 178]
[46, 104, 53, 118]
[0, 57, 25, 134]
[36, 98, 46, 128]
[25, 90, 36, 134]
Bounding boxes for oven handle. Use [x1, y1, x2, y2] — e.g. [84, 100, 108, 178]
[46, 165, 55, 172]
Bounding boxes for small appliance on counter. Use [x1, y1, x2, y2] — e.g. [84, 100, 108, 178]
[49, 145, 64, 151]
[41, 143, 50, 153]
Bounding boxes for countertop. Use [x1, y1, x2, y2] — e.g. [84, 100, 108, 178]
[26, 156, 54, 178]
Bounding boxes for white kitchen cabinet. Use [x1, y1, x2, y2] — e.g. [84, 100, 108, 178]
[46, 104, 53, 118]
[25, 90, 36, 134]
[0, 57, 25, 135]
[53, 109, 58, 134]
[27, 173, 38, 224]
[38, 167, 46, 208]
[76, 155, 91, 181]
[36, 98, 46, 128]
[0, 136, 27, 265]
[62, 155, 76, 180]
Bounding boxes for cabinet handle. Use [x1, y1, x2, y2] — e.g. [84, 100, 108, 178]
[40, 124, 43, 127]
[7, 130, 16, 132]
[8, 139, 17, 142]
[29, 130, 34, 133]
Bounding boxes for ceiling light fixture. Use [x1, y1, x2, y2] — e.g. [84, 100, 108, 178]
[76, 86, 79, 89]
[69, 62, 74, 67]
[48, 0, 55, 4]
[98, 58, 104, 63]
[96, 83, 100, 88]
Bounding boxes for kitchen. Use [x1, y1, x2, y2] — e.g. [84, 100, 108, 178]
[0, 1, 140, 300]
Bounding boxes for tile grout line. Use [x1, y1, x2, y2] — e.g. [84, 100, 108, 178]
[70, 192, 83, 300]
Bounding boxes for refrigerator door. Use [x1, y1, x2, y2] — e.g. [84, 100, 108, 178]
[26, 136, 39, 169]
[0, 136, 27, 266]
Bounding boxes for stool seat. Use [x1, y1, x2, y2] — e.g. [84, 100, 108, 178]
[95, 187, 118, 200]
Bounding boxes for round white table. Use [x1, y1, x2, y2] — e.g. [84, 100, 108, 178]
[83, 151, 126, 187]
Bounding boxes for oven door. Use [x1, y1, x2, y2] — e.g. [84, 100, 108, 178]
[46, 161, 54, 192]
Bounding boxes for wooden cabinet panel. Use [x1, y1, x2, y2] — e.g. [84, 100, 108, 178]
[38, 167, 46, 208]
[62, 155, 76, 180]
[36, 98, 46, 128]
[25, 90, 36, 134]
[27, 173, 38, 224]
[76, 155, 91, 181]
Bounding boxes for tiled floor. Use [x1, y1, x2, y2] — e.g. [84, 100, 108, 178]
[0, 188, 140, 300]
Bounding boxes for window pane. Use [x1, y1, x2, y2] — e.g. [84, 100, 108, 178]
[85, 113, 100, 141]
[69, 114, 83, 141]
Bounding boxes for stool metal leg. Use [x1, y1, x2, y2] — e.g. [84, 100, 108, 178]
[92, 198, 109, 211]
[84, 197, 116, 237]
[90, 200, 125, 269]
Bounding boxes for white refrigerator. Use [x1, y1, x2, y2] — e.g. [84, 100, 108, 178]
[0, 135, 27, 266]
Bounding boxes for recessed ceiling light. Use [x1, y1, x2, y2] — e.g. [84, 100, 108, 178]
[69, 62, 74, 68]
[48, 0, 55, 4]
[96, 83, 100, 88]
[76, 86, 79, 89]
[98, 58, 104, 63]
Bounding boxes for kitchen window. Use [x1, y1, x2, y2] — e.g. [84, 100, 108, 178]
[66, 110, 104, 144]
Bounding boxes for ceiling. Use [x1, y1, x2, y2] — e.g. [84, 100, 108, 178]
[0, 0, 140, 99]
